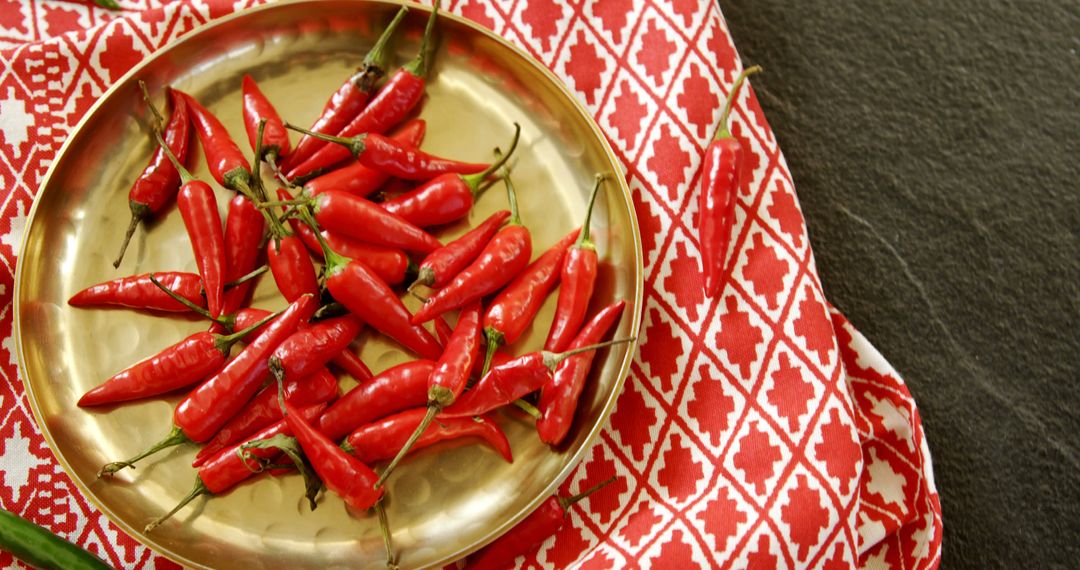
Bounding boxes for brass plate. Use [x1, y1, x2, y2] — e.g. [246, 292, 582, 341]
[15, 1, 642, 568]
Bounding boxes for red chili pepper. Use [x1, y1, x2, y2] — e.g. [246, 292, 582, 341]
[192, 368, 338, 467]
[326, 257, 442, 359]
[285, 202, 409, 285]
[700, 66, 762, 297]
[220, 195, 266, 318]
[176, 90, 254, 195]
[376, 303, 480, 485]
[433, 315, 454, 345]
[464, 478, 617, 570]
[178, 182, 226, 319]
[345, 409, 512, 464]
[69, 272, 204, 313]
[481, 228, 580, 375]
[440, 338, 632, 419]
[317, 359, 434, 441]
[97, 295, 318, 477]
[283, 399, 383, 512]
[269, 315, 363, 382]
[241, 74, 291, 162]
[285, 1, 440, 181]
[283, 7, 409, 172]
[176, 295, 317, 442]
[545, 176, 605, 352]
[77, 314, 273, 408]
[289, 126, 490, 183]
[302, 119, 426, 198]
[267, 234, 320, 302]
[410, 210, 510, 291]
[379, 125, 519, 227]
[411, 170, 532, 324]
[538, 301, 625, 445]
[114, 85, 191, 268]
[311, 190, 441, 254]
[144, 403, 326, 533]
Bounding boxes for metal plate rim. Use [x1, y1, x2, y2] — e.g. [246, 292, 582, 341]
[15, 1, 644, 567]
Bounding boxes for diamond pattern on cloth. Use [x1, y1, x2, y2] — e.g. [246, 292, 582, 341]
[0, 1, 942, 568]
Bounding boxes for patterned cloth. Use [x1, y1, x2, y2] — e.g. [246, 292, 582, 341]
[0, 1, 942, 568]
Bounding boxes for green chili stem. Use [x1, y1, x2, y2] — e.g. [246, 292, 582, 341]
[715, 66, 763, 141]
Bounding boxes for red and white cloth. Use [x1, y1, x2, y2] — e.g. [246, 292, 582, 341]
[0, 1, 942, 568]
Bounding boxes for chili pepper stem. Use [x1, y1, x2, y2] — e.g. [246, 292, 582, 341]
[113, 203, 149, 268]
[98, 426, 190, 477]
[145, 479, 209, 533]
[407, 267, 435, 292]
[138, 80, 166, 132]
[461, 123, 521, 192]
[542, 337, 636, 370]
[715, 66, 763, 141]
[513, 399, 541, 419]
[576, 174, 605, 249]
[285, 123, 366, 158]
[312, 302, 347, 321]
[225, 264, 269, 288]
[147, 274, 218, 322]
[375, 499, 398, 569]
[296, 205, 350, 275]
[402, 0, 440, 78]
[359, 6, 409, 89]
[214, 310, 280, 352]
[495, 148, 523, 225]
[374, 404, 439, 489]
[258, 198, 310, 208]
[558, 476, 618, 510]
[480, 327, 504, 378]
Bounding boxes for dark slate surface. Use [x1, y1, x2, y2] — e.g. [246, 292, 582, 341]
[718, 1, 1080, 567]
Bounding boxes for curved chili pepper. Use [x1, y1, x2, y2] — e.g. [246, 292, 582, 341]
[327, 258, 442, 359]
[77, 315, 272, 408]
[441, 338, 633, 419]
[283, 399, 383, 512]
[545, 176, 605, 352]
[346, 409, 512, 464]
[69, 272, 204, 313]
[145, 403, 326, 533]
[220, 195, 266, 319]
[410, 210, 510, 291]
[269, 315, 363, 382]
[289, 125, 489, 182]
[241, 75, 291, 162]
[411, 169, 532, 324]
[380, 125, 519, 227]
[285, 1, 440, 181]
[538, 301, 625, 445]
[700, 66, 762, 297]
[178, 182, 226, 319]
[284, 199, 409, 285]
[317, 359, 434, 441]
[114, 85, 191, 268]
[96, 295, 317, 477]
[312, 190, 441, 253]
[283, 6, 409, 172]
[176, 90, 253, 195]
[302, 119, 426, 198]
[481, 228, 580, 375]
[376, 302, 480, 486]
[193, 368, 338, 467]
[464, 478, 617, 570]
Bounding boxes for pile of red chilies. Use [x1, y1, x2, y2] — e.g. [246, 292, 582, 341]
[74, 4, 628, 568]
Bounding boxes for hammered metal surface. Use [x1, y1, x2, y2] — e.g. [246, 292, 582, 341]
[15, 2, 642, 568]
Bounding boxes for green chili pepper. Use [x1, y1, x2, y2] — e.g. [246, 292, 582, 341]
[0, 508, 111, 570]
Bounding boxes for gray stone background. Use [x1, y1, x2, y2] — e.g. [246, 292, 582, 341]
[718, 1, 1080, 567]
